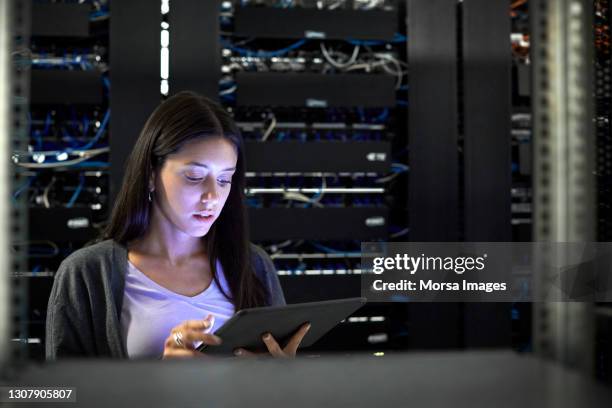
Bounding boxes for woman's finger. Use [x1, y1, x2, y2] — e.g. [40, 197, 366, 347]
[283, 323, 311, 355]
[166, 329, 188, 350]
[181, 329, 222, 349]
[233, 348, 256, 357]
[162, 348, 207, 359]
[167, 327, 220, 350]
[162, 315, 218, 357]
[261, 333, 285, 357]
[181, 316, 213, 332]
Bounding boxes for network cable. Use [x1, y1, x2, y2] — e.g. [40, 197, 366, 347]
[221, 38, 308, 58]
[66, 174, 86, 208]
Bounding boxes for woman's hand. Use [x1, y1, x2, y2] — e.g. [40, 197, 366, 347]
[162, 314, 222, 359]
[233, 322, 311, 359]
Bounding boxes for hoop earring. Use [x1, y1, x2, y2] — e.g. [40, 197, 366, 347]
[148, 190, 153, 202]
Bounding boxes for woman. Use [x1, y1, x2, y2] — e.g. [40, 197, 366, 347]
[45, 91, 309, 359]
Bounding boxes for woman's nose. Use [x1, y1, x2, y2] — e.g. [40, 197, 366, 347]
[201, 186, 219, 209]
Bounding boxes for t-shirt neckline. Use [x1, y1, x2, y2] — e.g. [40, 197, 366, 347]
[126, 259, 221, 301]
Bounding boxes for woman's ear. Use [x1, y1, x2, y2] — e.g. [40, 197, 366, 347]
[149, 170, 155, 192]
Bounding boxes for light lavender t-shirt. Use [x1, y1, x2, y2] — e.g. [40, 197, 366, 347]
[120, 259, 235, 359]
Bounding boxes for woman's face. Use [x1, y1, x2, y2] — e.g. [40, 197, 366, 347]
[152, 136, 238, 239]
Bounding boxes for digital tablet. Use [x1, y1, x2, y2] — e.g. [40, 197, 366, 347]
[197, 297, 367, 354]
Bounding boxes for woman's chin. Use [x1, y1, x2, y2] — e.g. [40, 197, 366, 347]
[190, 227, 211, 238]
[189, 223, 213, 238]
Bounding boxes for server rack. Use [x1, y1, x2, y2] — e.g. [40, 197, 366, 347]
[10, 0, 111, 360]
[10, 1, 612, 375]
[532, 0, 612, 383]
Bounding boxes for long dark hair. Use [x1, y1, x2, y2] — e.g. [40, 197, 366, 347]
[103, 91, 267, 310]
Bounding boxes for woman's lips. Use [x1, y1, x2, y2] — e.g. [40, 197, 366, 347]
[193, 213, 215, 223]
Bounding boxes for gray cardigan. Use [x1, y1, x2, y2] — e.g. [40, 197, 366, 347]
[45, 240, 285, 359]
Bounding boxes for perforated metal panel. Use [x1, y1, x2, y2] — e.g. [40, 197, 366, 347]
[595, 0, 612, 241]
[595, 0, 612, 384]
[9, 0, 31, 362]
[532, 0, 596, 374]
[0, 0, 10, 368]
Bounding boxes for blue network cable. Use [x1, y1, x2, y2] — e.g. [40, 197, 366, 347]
[26, 111, 32, 142]
[66, 174, 85, 208]
[220, 79, 236, 88]
[221, 93, 236, 102]
[311, 242, 361, 256]
[31, 54, 90, 70]
[75, 109, 110, 150]
[346, 33, 407, 46]
[357, 107, 366, 123]
[220, 38, 308, 58]
[90, 2, 110, 21]
[90, 10, 109, 20]
[12, 175, 36, 200]
[376, 108, 389, 122]
[70, 107, 80, 134]
[36, 112, 53, 149]
[82, 114, 91, 138]
[28, 111, 43, 150]
[221, 32, 404, 58]
[391, 163, 410, 173]
[275, 0, 294, 7]
[43, 112, 52, 133]
[61, 128, 78, 148]
[219, 79, 237, 98]
[71, 161, 109, 168]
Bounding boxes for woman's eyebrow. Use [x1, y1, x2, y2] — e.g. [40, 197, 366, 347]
[186, 161, 236, 172]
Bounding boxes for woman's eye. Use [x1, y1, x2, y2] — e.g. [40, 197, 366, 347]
[185, 175, 203, 182]
[218, 179, 232, 186]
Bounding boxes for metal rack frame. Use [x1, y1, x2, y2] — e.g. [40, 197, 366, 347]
[532, 0, 596, 374]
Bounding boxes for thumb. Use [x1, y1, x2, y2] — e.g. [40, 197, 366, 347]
[204, 314, 215, 333]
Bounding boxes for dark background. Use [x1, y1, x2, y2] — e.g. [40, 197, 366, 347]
[6, 0, 611, 386]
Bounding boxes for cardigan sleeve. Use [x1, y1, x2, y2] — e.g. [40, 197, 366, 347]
[45, 256, 97, 359]
[250, 244, 286, 306]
